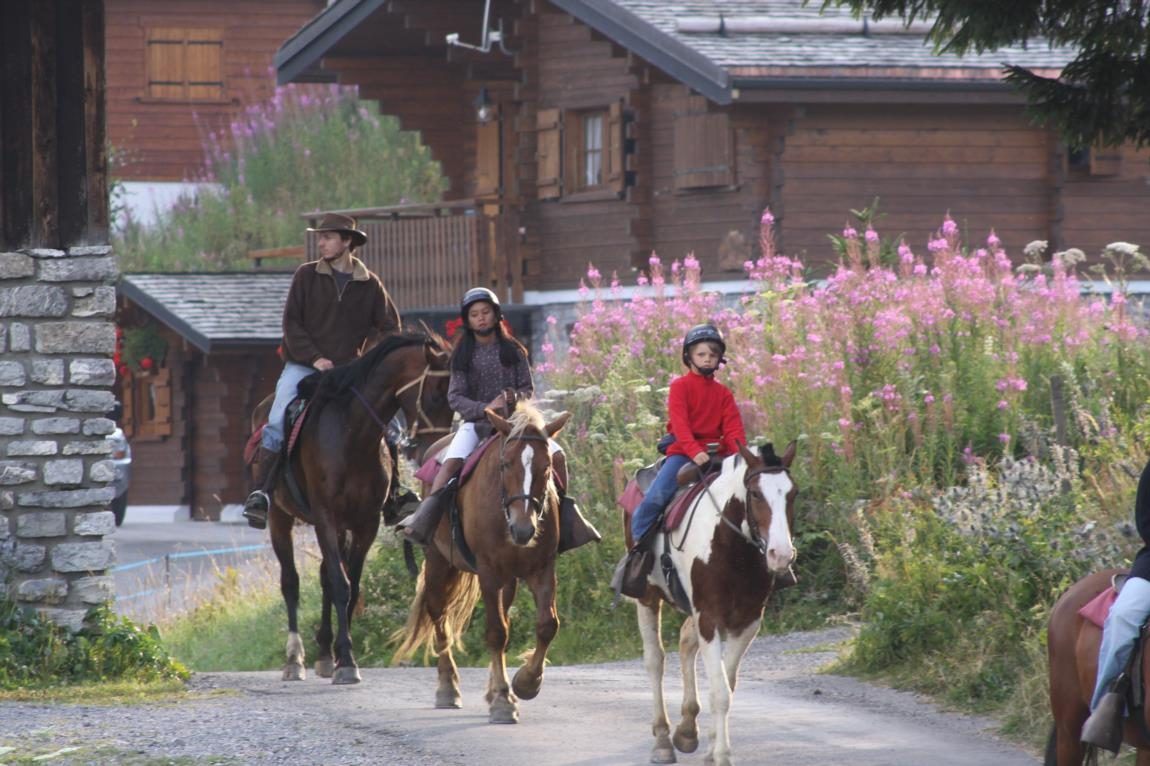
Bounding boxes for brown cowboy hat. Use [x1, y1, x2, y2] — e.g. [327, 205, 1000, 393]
[307, 213, 367, 249]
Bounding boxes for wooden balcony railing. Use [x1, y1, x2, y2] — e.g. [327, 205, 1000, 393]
[303, 201, 521, 311]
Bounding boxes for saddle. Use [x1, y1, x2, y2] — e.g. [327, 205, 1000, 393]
[415, 436, 568, 494]
[244, 397, 311, 466]
[617, 460, 721, 534]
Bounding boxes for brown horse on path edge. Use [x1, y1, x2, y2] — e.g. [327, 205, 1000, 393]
[392, 400, 571, 723]
[1047, 567, 1150, 765]
[250, 331, 453, 684]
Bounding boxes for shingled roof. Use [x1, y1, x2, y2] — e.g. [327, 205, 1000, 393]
[277, 0, 1077, 104]
[120, 273, 293, 353]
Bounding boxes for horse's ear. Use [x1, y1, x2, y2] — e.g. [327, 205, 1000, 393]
[781, 439, 797, 468]
[486, 407, 512, 435]
[545, 411, 572, 438]
[737, 440, 757, 464]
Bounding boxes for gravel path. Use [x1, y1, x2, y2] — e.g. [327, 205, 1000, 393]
[0, 625, 1041, 766]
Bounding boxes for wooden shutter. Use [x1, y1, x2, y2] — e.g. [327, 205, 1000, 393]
[1090, 144, 1123, 176]
[673, 111, 734, 190]
[147, 28, 223, 101]
[134, 368, 172, 438]
[536, 108, 562, 200]
[151, 368, 173, 436]
[475, 108, 501, 199]
[606, 101, 625, 194]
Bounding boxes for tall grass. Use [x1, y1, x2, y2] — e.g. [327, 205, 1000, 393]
[114, 82, 446, 272]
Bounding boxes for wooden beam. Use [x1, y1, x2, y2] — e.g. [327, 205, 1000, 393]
[83, 0, 108, 243]
[1, 1, 34, 248]
[56, 0, 86, 246]
[31, 0, 60, 247]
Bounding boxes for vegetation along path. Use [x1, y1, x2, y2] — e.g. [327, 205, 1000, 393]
[0, 626, 1040, 765]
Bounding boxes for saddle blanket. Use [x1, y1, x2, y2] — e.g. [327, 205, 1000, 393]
[414, 436, 499, 485]
[1079, 587, 1118, 629]
[617, 473, 717, 533]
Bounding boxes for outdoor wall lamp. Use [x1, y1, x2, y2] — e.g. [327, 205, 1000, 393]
[475, 86, 495, 124]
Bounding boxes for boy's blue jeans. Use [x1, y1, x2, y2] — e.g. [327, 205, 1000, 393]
[630, 454, 691, 542]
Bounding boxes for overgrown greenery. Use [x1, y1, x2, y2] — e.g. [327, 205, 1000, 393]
[0, 598, 187, 691]
[113, 84, 446, 272]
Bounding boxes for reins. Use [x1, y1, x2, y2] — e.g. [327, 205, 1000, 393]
[672, 462, 788, 555]
[349, 363, 452, 440]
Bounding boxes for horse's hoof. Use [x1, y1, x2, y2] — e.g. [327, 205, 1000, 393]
[332, 665, 362, 685]
[672, 731, 698, 754]
[511, 666, 543, 700]
[489, 698, 519, 724]
[314, 658, 335, 678]
[281, 663, 306, 682]
[653, 736, 676, 759]
[435, 689, 462, 709]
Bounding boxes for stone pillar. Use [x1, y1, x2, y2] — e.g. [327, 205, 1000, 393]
[0, 246, 118, 630]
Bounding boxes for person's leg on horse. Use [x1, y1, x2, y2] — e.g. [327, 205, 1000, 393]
[630, 454, 691, 547]
[244, 362, 313, 529]
[397, 423, 475, 545]
[1082, 575, 1150, 750]
[550, 444, 601, 553]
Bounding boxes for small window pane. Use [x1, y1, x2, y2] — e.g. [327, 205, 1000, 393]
[583, 114, 603, 188]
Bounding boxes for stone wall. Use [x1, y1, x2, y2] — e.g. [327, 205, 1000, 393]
[0, 246, 118, 630]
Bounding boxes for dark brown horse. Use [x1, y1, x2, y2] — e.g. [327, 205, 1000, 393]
[627, 441, 797, 766]
[250, 332, 453, 684]
[1047, 567, 1150, 764]
[392, 400, 571, 723]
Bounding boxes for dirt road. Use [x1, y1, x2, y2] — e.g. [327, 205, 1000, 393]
[0, 626, 1041, 765]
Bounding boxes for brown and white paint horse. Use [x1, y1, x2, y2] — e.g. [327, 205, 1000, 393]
[628, 440, 798, 766]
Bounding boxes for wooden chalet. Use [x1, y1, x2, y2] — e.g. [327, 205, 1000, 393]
[117, 274, 288, 518]
[274, 0, 1150, 297]
[106, 0, 324, 182]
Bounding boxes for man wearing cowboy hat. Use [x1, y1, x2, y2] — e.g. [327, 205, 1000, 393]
[243, 212, 401, 528]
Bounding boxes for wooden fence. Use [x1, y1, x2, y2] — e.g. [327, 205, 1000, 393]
[302, 201, 521, 311]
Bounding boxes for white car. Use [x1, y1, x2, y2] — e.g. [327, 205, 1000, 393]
[107, 426, 132, 526]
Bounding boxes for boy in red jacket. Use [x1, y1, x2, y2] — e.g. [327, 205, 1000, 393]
[630, 324, 746, 543]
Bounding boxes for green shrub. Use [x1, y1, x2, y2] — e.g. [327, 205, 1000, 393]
[0, 598, 188, 689]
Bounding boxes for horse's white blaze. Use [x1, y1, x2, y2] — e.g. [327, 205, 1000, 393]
[519, 444, 535, 502]
[756, 471, 795, 573]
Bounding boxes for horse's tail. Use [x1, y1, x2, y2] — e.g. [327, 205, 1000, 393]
[389, 560, 480, 665]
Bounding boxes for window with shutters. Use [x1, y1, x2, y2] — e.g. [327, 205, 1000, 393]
[673, 111, 734, 190]
[145, 27, 224, 102]
[121, 367, 173, 440]
[564, 109, 608, 193]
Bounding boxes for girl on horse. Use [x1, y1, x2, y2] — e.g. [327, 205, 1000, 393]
[397, 287, 600, 553]
[1081, 457, 1150, 749]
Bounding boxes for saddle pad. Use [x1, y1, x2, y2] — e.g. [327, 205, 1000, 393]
[414, 435, 499, 485]
[243, 426, 264, 466]
[1079, 587, 1118, 629]
[616, 471, 719, 533]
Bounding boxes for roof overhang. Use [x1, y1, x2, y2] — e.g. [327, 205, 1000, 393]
[730, 76, 1026, 104]
[119, 278, 214, 353]
[275, 0, 389, 86]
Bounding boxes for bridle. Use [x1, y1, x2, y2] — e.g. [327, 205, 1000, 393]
[728, 465, 792, 555]
[498, 432, 551, 524]
[394, 365, 452, 442]
[673, 461, 792, 555]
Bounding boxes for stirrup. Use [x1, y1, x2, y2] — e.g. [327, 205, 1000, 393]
[242, 491, 269, 530]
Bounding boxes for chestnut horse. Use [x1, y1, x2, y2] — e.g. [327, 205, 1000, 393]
[627, 441, 798, 766]
[392, 400, 571, 723]
[1046, 567, 1150, 764]
[250, 332, 453, 684]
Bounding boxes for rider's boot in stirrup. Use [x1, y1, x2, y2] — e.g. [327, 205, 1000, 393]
[243, 446, 281, 530]
[1081, 689, 1125, 753]
[398, 477, 458, 546]
[557, 495, 602, 553]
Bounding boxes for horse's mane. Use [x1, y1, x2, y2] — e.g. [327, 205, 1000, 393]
[759, 442, 783, 468]
[506, 399, 546, 440]
[304, 331, 435, 408]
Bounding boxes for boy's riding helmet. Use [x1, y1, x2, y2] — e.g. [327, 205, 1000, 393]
[681, 324, 727, 374]
[461, 287, 502, 336]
